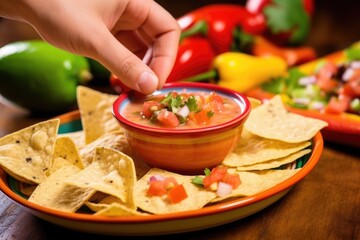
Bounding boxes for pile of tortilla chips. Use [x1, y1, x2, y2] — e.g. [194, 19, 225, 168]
[0, 87, 328, 216]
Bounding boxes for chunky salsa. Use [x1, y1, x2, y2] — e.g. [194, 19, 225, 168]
[262, 59, 360, 116]
[122, 91, 241, 128]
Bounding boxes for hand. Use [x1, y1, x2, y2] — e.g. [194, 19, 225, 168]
[0, 0, 181, 94]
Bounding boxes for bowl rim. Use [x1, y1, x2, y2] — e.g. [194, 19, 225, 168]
[112, 82, 251, 134]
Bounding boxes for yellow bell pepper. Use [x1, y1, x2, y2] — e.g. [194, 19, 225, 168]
[212, 52, 287, 92]
[182, 52, 287, 93]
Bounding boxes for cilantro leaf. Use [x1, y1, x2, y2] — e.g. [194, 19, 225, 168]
[185, 96, 198, 112]
[345, 43, 360, 61]
[191, 176, 204, 186]
[263, 0, 310, 45]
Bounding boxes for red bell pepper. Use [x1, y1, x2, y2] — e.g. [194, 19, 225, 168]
[166, 37, 215, 83]
[245, 0, 314, 45]
[178, 4, 267, 54]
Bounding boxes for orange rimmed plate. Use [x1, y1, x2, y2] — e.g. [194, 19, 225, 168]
[0, 110, 324, 236]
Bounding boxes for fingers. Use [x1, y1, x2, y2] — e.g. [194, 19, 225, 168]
[140, 2, 181, 89]
[88, 0, 180, 94]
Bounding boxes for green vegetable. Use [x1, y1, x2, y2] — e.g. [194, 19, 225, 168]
[0, 40, 92, 113]
[264, 0, 310, 44]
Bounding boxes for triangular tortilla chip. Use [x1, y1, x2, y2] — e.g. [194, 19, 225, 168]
[135, 168, 217, 214]
[28, 165, 96, 212]
[244, 95, 328, 143]
[76, 86, 122, 144]
[66, 147, 137, 209]
[49, 136, 84, 175]
[0, 119, 60, 184]
[223, 130, 311, 167]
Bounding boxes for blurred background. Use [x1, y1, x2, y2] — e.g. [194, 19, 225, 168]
[0, 0, 359, 56]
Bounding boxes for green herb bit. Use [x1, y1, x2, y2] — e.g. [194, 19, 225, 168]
[191, 176, 204, 186]
[207, 111, 214, 118]
[185, 96, 198, 112]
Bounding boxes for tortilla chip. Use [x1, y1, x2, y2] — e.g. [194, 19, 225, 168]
[236, 149, 311, 171]
[28, 165, 96, 212]
[78, 131, 131, 167]
[135, 168, 217, 214]
[66, 147, 137, 209]
[0, 119, 60, 184]
[87, 202, 147, 216]
[76, 86, 123, 144]
[58, 130, 85, 148]
[247, 97, 262, 109]
[223, 130, 311, 167]
[212, 169, 300, 202]
[244, 95, 328, 143]
[49, 136, 84, 174]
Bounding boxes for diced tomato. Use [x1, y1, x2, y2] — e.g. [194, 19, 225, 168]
[316, 62, 339, 93]
[317, 62, 338, 79]
[157, 109, 180, 127]
[316, 77, 339, 93]
[202, 166, 228, 188]
[207, 92, 224, 104]
[147, 180, 167, 196]
[167, 184, 188, 204]
[222, 173, 241, 189]
[324, 96, 350, 114]
[163, 177, 178, 190]
[189, 109, 211, 125]
[142, 101, 162, 118]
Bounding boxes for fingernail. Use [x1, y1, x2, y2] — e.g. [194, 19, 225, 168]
[137, 72, 158, 94]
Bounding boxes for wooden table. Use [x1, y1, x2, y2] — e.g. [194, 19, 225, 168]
[1, 1, 360, 239]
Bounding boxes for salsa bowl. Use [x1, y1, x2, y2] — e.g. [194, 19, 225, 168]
[113, 82, 251, 174]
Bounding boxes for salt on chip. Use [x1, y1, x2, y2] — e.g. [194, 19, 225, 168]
[28, 165, 96, 212]
[49, 136, 84, 174]
[0, 119, 60, 184]
[77, 86, 123, 144]
[78, 131, 132, 167]
[223, 130, 311, 167]
[135, 168, 217, 215]
[66, 147, 137, 210]
[244, 95, 328, 143]
[212, 169, 300, 203]
[236, 149, 311, 171]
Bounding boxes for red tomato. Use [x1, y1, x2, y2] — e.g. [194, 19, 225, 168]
[142, 101, 162, 118]
[189, 109, 211, 125]
[324, 96, 350, 114]
[203, 166, 228, 188]
[163, 177, 179, 190]
[147, 181, 167, 196]
[222, 173, 241, 189]
[167, 184, 188, 204]
[157, 109, 180, 127]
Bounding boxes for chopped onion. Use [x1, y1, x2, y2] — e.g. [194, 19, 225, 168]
[149, 175, 165, 183]
[176, 105, 190, 118]
[216, 182, 233, 197]
[309, 101, 325, 111]
[298, 76, 316, 86]
[342, 68, 354, 81]
[350, 61, 360, 69]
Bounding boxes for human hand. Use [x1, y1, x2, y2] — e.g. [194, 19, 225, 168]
[2, 0, 180, 94]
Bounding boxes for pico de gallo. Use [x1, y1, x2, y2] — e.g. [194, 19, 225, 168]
[261, 49, 360, 116]
[147, 175, 188, 204]
[192, 166, 241, 197]
[123, 91, 241, 128]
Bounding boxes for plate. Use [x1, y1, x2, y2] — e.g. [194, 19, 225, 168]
[0, 110, 324, 236]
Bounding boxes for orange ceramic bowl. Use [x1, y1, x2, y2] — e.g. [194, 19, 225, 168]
[113, 82, 251, 174]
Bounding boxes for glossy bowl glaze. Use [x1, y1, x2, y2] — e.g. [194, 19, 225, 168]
[113, 82, 251, 174]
